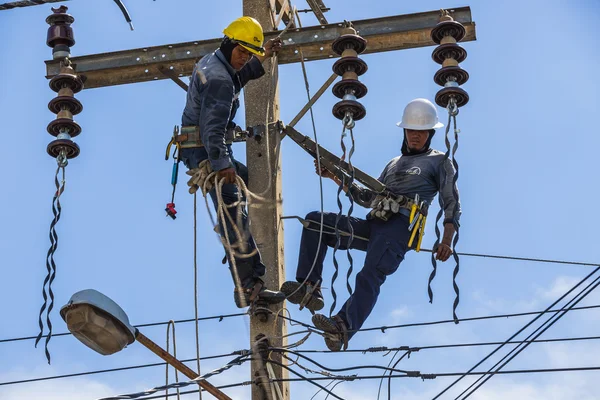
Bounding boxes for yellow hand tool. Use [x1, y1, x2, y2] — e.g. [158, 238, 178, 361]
[408, 194, 419, 231]
[416, 215, 427, 252]
[408, 213, 423, 248]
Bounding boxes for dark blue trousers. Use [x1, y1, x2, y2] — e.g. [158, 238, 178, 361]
[180, 147, 266, 288]
[296, 211, 410, 339]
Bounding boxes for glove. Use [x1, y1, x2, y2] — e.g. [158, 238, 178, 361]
[186, 161, 214, 195]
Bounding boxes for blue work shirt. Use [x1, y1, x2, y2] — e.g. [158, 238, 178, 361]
[181, 49, 265, 170]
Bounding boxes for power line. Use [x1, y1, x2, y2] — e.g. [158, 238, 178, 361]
[0, 312, 247, 344]
[284, 216, 600, 269]
[4, 335, 599, 388]
[266, 366, 600, 382]
[105, 366, 600, 400]
[293, 335, 600, 354]
[267, 304, 600, 334]
[0, 350, 251, 387]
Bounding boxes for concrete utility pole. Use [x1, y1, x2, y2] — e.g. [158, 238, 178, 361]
[242, 1, 289, 399]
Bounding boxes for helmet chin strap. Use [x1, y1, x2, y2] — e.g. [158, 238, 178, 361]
[401, 129, 435, 156]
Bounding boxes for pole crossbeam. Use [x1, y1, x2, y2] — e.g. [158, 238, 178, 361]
[44, 7, 475, 89]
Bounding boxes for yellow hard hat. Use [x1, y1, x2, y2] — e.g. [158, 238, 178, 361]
[223, 16, 265, 56]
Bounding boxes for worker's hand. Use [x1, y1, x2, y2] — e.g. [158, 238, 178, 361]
[264, 38, 283, 57]
[435, 242, 453, 262]
[217, 167, 237, 184]
[314, 159, 334, 180]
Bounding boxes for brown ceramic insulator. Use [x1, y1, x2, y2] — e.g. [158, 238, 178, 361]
[341, 48, 358, 58]
[332, 100, 367, 121]
[47, 139, 80, 159]
[441, 36, 457, 45]
[48, 97, 83, 115]
[47, 25, 75, 48]
[434, 66, 469, 87]
[442, 58, 459, 68]
[435, 86, 469, 108]
[56, 109, 73, 120]
[46, 6, 75, 49]
[432, 43, 467, 65]
[342, 70, 359, 81]
[431, 20, 466, 45]
[332, 80, 368, 99]
[332, 57, 368, 77]
[49, 72, 84, 93]
[57, 87, 74, 97]
[332, 34, 367, 56]
[47, 118, 82, 138]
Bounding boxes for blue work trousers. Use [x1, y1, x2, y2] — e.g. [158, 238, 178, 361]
[180, 146, 266, 288]
[296, 211, 410, 339]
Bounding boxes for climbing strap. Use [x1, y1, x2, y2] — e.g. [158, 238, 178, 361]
[36, 153, 67, 364]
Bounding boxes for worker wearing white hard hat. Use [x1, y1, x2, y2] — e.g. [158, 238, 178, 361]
[282, 98, 461, 352]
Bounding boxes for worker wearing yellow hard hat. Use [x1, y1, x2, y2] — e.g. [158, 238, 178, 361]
[178, 17, 283, 308]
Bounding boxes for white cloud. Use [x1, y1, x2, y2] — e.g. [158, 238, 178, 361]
[0, 379, 117, 400]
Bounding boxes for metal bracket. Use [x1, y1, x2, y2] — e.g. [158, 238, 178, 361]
[247, 121, 284, 143]
[158, 66, 189, 91]
[283, 125, 387, 194]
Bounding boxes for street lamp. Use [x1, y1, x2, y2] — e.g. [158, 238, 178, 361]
[61, 289, 232, 400]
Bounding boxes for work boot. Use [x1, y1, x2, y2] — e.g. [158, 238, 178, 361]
[312, 314, 349, 352]
[233, 278, 285, 308]
[280, 281, 324, 312]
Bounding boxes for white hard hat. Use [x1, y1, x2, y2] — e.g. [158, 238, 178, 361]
[396, 98, 444, 130]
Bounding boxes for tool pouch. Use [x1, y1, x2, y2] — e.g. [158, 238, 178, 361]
[368, 194, 410, 221]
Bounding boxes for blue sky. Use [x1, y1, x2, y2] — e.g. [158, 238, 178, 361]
[1, 0, 599, 399]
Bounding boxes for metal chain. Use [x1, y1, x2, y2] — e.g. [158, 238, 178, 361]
[192, 194, 203, 400]
[35, 151, 67, 364]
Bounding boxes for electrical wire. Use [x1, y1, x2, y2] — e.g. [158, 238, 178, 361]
[5, 335, 599, 388]
[432, 266, 600, 399]
[0, 350, 252, 387]
[0, 312, 247, 345]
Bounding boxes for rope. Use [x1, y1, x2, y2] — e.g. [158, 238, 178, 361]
[280, 7, 328, 303]
[36, 157, 67, 365]
[192, 194, 202, 400]
[165, 321, 180, 400]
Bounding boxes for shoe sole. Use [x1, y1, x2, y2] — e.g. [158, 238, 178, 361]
[312, 314, 342, 352]
[281, 281, 324, 312]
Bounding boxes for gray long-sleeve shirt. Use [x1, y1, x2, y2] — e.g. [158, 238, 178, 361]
[351, 149, 461, 224]
[181, 49, 265, 170]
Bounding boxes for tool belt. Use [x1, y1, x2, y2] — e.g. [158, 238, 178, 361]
[172, 125, 247, 149]
[368, 194, 422, 221]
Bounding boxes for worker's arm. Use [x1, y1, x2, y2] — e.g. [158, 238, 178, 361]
[237, 39, 283, 87]
[314, 160, 376, 208]
[197, 76, 235, 172]
[435, 158, 461, 261]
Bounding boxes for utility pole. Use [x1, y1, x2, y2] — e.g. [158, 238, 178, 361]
[242, 1, 289, 398]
